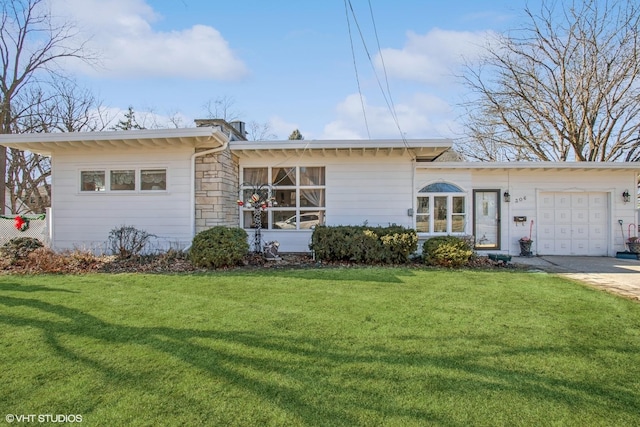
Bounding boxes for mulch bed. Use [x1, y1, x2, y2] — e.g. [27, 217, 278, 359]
[0, 249, 522, 275]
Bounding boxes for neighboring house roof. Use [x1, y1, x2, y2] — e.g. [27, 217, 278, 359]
[0, 127, 228, 156]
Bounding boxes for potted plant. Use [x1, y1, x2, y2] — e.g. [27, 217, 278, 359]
[518, 220, 534, 257]
[627, 236, 640, 254]
[519, 236, 533, 257]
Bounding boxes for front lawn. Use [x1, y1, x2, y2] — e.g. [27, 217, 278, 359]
[1, 268, 639, 426]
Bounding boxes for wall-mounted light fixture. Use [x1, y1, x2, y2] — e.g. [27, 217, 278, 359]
[623, 190, 631, 203]
[503, 191, 511, 203]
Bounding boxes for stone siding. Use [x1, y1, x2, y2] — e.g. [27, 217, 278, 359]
[194, 146, 239, 233]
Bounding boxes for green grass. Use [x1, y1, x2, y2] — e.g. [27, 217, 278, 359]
[1, 268, 639, 426]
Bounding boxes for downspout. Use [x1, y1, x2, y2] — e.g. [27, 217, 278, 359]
[188, 140, 229, 247]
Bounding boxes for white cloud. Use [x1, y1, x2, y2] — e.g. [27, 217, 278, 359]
[321, 93, 458, 140]
[267, 116, 302, 140]
[377, 28, 495, 84]
[51, 0, 248, 80]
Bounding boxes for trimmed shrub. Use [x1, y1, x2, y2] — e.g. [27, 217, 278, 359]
[422, 236, 474, 267]
[310, 225, 417, 264]
[0, 237, 44, 264]
[189, 226, 249, 269]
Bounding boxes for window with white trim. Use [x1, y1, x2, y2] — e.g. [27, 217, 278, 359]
[80, 168, 167, 192]
[416, 182, 466, 234]
[241, 166, 325, 230]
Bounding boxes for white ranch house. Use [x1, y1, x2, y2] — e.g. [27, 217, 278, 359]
[1, 121, 638, 257]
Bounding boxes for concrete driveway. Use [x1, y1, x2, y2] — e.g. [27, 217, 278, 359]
[512, 255, 640, 301]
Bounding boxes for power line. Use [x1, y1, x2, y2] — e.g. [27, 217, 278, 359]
[343, 0, 371, 139]
[345, 0, 410, 151]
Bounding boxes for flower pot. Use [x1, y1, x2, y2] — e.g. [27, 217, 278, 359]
[519, 239, 533, 257]
[627, 242, 640, 254]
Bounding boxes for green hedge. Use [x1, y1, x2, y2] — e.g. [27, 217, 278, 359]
[189, 226, 249, 269]
[422, 235, 474, 267]
[310, 225, 417, 264]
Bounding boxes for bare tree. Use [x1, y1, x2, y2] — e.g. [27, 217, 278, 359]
[5, 79, 106, 214]
[247, 120, 277, 141]
[459, 0, 640, 162]
[201, 96, 241, 122]
[0, 0, 92, 213]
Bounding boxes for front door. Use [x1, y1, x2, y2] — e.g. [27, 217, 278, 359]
[473, 190, 500, 249]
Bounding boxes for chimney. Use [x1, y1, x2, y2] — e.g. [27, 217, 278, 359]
[229, 121, 246, 137]
[194, 118, 247, 141]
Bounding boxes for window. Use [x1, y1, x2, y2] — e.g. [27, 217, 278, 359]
[416, 182, 466, 234]
[80, 168, 167, 192]
[110, 170, 135, 191]
[141, 169, 167, 191]
[81, 171, 105, 192]
[241, 166, 325, 230]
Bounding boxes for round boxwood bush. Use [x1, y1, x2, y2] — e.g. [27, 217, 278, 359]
[423, 235, 473, 267]
[189, 226, 249, 269]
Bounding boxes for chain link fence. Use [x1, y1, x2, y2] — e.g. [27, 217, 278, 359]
[0, 214, 49, 246]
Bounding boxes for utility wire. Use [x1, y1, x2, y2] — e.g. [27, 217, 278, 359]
[344, 0, 371, 139]
[346, 0, 411, 153]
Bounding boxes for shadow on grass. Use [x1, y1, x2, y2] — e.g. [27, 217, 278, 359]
[1, 294, 639, 425]
[215, 266, 420, 284]
[0, 283, 79, 293]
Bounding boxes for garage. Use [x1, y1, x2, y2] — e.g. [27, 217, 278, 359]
[538, 192, 609, 256]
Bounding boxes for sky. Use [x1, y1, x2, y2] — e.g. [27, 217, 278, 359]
[47, 0, 528, 140]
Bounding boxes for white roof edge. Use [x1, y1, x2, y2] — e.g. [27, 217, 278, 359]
[0, 126, 221, 144]
[230, 138, 453, 150]
[417, 161, 640, 169]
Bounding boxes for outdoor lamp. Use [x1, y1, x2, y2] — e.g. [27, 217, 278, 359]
[623, 190, 631, 203]
[503, 191, 511, 203]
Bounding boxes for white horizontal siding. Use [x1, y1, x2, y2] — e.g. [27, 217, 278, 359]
[239, 152, 416, 252]
[327, 161, 413, 228]
[51, 147, 194, 253]
[415, 168, 637, 256]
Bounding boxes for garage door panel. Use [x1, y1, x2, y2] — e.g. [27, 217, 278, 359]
[572, 194, 589, 208]
[590, 225, 606, 239]
[588, 240, 607, 255]
[571, 209, 588, 223]
[590, 210, 605, 222]
[537, 192, 608, 256]
[555, 240, 571, 253]
[555, 209, 572, 223]
[540, 195, 555, 209]
[554, 225, 571, 238]
[555, 194, 571, 208]
[539, 224, 554, 239]
[590, 193, 607, 207]
[573, 225, 589, 239]
[540, 210, 554, 223]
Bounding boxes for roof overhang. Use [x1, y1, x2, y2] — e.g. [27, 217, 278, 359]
[230, 139, 452, 160]
[416, 161, 640, 171]
[0, 127, 228, 156]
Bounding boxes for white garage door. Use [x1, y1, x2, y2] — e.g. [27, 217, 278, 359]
[538, 192, 608, 256]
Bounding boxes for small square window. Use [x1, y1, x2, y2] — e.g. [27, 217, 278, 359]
[141, 169, 166, 191]
[81, 171, 105, 192]
[110, 170, 135, 191]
